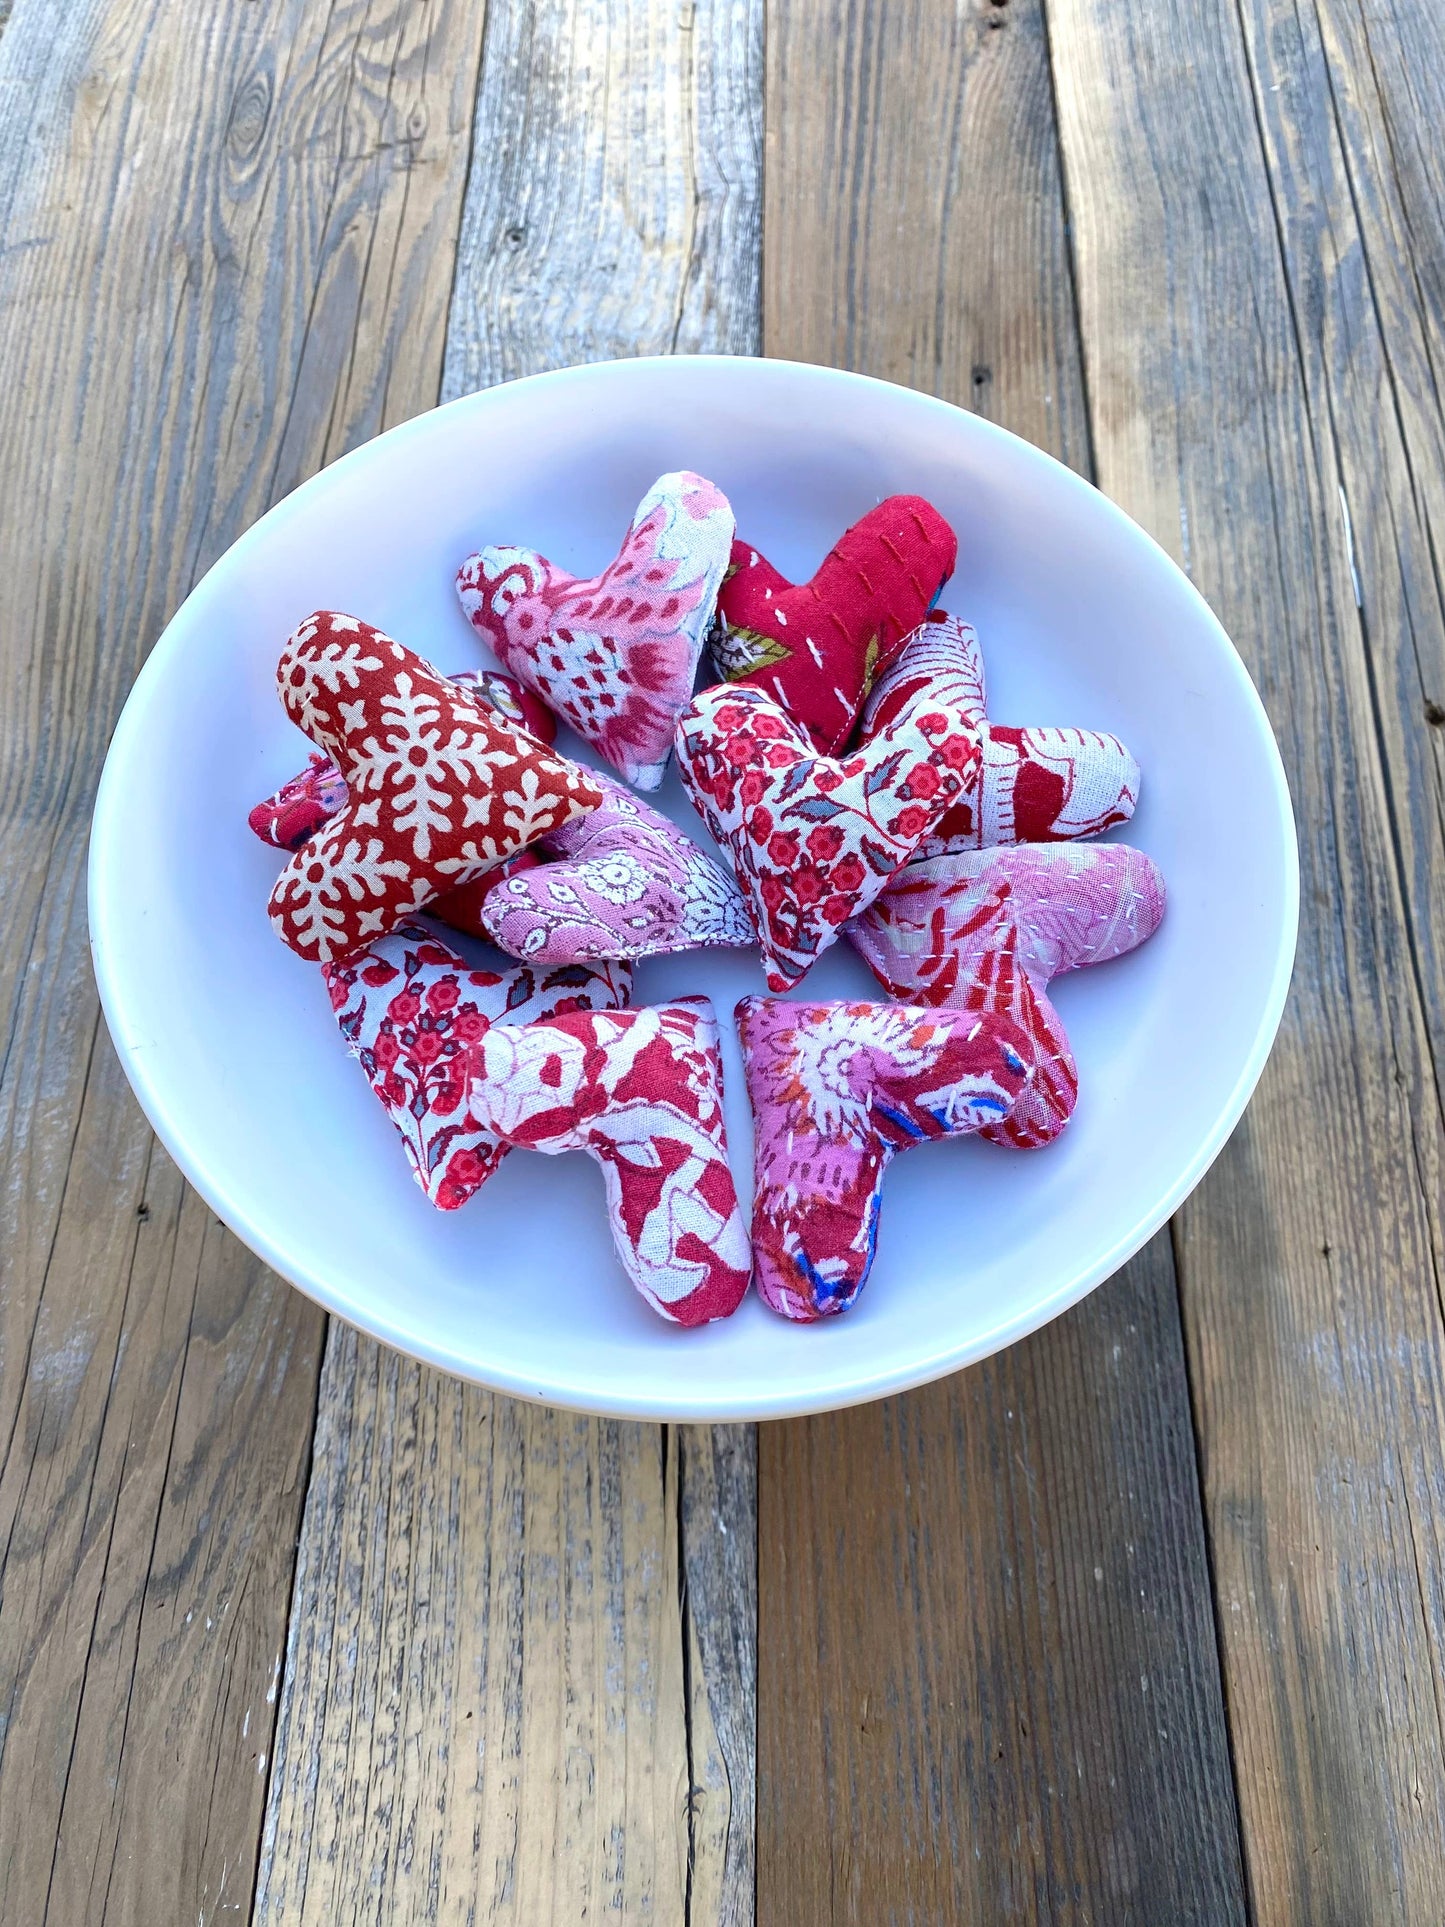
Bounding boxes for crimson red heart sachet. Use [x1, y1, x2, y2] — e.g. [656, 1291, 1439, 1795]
[711, 495, 958, 754]
[457, 471, 734, 790]
[268, 612, 604, 965]
[674, 681, 979, 991]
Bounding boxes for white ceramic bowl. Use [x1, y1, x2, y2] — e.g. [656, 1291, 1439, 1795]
[90, 357, 1297, 1420]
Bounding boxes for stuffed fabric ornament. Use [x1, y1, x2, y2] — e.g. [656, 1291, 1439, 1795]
[251, 671, 556, 941]
[849, 843, 1166, 1147]
[736, 996, 1031, 1320]
[460, 997, 752, 1325]
[457, 471, 734, 790]
[324, 921, 633, 1210]
[862, 614, 1140, 855]
[712, 496, 958, 754]
[268, 612, 604, 965]
[249, 668, 557, 853]
[675, 681, 979, 992]
[481, 770, 753, 963]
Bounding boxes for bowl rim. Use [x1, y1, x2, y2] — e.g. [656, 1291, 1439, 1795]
[88, 353, 1300, 1420]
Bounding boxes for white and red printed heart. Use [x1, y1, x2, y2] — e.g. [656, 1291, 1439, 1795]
[674, 682, 980, 992]
[457, 471, 734, 791]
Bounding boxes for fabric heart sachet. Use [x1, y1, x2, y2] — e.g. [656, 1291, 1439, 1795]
[674, 678, 980, 991]
[457, 470, 734, 791]
[712, 495, 958, 753]
[268, 612, 604, 965]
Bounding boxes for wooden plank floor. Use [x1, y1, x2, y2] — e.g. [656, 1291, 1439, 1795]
[1, 0, 1444, 1922]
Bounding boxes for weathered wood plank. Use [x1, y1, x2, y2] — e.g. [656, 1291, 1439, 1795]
[1048, 0, 1445, 1916]
[0, 2, 487, 1921]
[257, 4, 764, 1922]
[756, 2, 1248, 1921]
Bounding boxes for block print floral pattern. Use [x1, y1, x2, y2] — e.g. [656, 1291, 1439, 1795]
[250, 668, 558, 854]
[736, 996, 1031, 1320]
[457, 471, 734, 790]
[459, 998, 751, 1325]
[713, 496, 958, 754]
[268, 612, 603, 964]
[324, 921, 634, 1212]
[861, 615, 1141, 856]
[674, 681, 981, 991]
[849, 843, 1166, 1146]
[481, 770, 753, 963]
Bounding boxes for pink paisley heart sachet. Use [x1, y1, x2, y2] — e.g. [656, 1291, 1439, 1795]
[457, 471, 735, 791]
[736, 997, 1033, 1321]
[480, 770, 754, 963]
[849, 843, 1166, 1148]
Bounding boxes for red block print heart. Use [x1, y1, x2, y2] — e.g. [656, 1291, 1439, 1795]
[712, 496, 958, 754]
[462, 997, 752, 1325]
[674, 681, 980, 992]
[268, 613, 604, 965]
[861, 615, 1140, 854]
[248, 668, 555, 940]
[325, 920, 634, 1210]
[456, 471, 734, 790]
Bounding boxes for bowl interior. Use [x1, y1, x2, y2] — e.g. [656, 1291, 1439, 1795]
[89, 357, 1296, 1419]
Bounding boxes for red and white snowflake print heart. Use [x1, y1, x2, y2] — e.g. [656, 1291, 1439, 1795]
[456, 471, 735, 790]
[268, 612, 604, 965]
[674, 682, 980, 991]
[861, 615, 1141, 855]
[324, 921, 634, 1210]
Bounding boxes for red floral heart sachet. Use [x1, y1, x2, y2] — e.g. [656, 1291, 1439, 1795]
[268, 612, 604, 964]
[712, 495, 958, 753]
[457, 471, 734, 791]
[674, 680, 979, 991]
[326, 920, 633, 1209]
[861, 614, 1141, 853]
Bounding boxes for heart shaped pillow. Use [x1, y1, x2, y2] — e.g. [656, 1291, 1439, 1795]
[861, 615, 1141, 854]
[736, 996, 1031, 1319]
[849, 843, 1166, 1146]
[268, 613, 603, 964]
[457, 471, 734, 790]
[459, 997, 752, 1325]
[674, 682, 979, 991]
[324, 920, 634, 1210]
[480, 771, 753, 963]
[711, 496, 957, 753]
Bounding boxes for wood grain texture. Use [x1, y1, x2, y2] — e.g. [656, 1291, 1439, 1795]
[255, 1334, 759, 1925]
[757, 2, 1247, 1921]
[0, 1, 486, 1920]
[442, 0, 763, 393]
[258, 4, 763, 1921]
[1047, 0, 1445, 1917]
